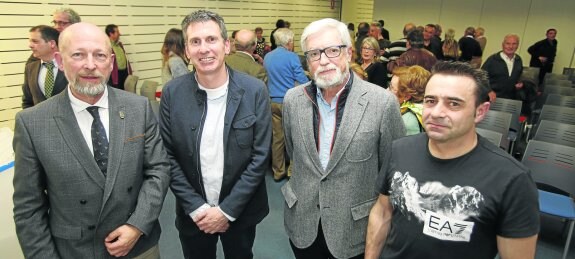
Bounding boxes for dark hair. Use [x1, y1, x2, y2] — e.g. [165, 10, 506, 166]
[407, 30, 424, 48]
[181, 10, 227, 42]
[105, 24, 118, 36]
[255, 27, 263, 33]
[231, 30, 239, 39]
[29, 25, 60, 45]
[347, 23, 355, 31]
[357, 22, 369, 36]
[431, 61, 491, 107]
[546, 28, 557, 34]
[276, 19, 285, 28]
[378, 19, 384, 27]
[161, 28, 188, 66]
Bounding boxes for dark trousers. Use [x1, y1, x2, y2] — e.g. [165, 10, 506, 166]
[109, 68, 129, 90]
[179, 225, 256, 259]
[290, 223, 364, 259]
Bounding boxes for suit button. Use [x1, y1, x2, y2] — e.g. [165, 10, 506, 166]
[316, 204, 320, 209]
[191, 126, 196, 131]
[80, 200, 87, 205]
[127, 186, 133, 192]
[321, 178, 327, 182]
[88, 225, 95, 230]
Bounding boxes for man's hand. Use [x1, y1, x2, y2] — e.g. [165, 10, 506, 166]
[538, 56, 547, 63]
[104, 224, 142, 257]
[253, 54, 264, 64]
[488, 91, 497, 103]
[515, 82, 523, 89]
[194, 207, 229, 234]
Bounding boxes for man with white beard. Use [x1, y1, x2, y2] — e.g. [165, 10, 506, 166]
[281, 18, 405, 259]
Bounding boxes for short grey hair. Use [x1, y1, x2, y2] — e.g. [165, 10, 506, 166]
[53, 8, 81, 23]
[181, 10, 228, 42]
[301, 18, 351, 52]
[273, 28, 294, 47]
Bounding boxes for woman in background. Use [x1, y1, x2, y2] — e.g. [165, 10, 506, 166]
[161, 28, 189, 84]
[442, 28, 459, 61]
[388, 65, 430, 135]
[360, 37, 388, 88]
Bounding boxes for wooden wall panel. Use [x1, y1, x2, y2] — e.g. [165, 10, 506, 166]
[0, 0, 341, 129]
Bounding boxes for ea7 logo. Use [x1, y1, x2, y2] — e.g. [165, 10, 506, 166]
[423, 210, 475, 242]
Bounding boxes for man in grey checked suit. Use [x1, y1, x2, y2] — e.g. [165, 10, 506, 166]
[22, 25, 68, 108]
[282, 18, 405, 259]
[12, 22, 169, 259]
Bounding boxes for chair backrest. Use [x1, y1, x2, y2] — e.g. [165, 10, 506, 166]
[477, 109, 512, 151]
[476, 128, 503, 147]
[545, 79, 573, 88]
[545, 73, 569, 81]
[489, 98, 522, 134]
[544, 86, 575, 96]
[545, 94, 575, 108]
[140, 80, 159, 101]
[124, 75, 139, 93]
[539, 105, 575, 125]
[522, 140, 575, 195]
[534, 120, 575, 148]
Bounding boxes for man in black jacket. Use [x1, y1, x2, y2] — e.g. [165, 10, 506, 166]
[528, 28, 558, 84]
[481, 34, 523, 102]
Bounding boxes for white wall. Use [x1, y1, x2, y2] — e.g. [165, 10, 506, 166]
[0, 0, 341, 130]
[341, 0, 374, 26]
[373, 0, 575, 72]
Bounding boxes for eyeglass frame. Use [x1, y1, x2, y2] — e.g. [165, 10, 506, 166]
[52, 20, 71, 26]
[304, 45, 347, 61]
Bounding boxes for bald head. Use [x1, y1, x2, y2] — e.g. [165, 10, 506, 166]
[59, 22, 111, 53]
[234, 29, 257, 52]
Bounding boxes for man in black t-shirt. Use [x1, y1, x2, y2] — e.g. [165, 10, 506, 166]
[365, 61, 539, 259]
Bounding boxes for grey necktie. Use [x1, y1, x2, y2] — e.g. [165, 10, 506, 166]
[86, 106, 108, 176]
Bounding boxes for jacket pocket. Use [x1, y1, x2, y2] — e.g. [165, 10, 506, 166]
[345, 131, 376, 162]
[51, 224, 82, 240]
[281, 181, 298, 208]
[349, 197, 377, 246]
[350, 197, 377, 220]
[233, 114, 256, 148]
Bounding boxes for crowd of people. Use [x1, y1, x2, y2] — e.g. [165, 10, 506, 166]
[14, 6, 561, 259]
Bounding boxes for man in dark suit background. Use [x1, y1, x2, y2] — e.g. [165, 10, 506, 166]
[159, 10, 271, 259]
[26, 8, 81, 64]
[528, 28, 558, 84]
[22, 25, 68, 108]
[13, 22, 170, 259]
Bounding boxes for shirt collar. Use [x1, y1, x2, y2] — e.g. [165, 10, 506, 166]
[68, 86, 109, 114]
[499, 51, 515, 61]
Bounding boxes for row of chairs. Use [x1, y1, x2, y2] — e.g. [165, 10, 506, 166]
[523, 71, 575, 259]
[124, 75, 161, 117]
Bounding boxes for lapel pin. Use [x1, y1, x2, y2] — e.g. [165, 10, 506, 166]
[119, 111, 125, 119]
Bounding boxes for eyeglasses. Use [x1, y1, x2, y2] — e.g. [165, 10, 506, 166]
[304, 45, 347, 61]
[52, 20, 70, 26]
[362, 47, 375, 51]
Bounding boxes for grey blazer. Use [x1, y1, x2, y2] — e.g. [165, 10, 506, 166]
[282, 77, 405, 258]
[13, 87, 170, 258]
[22, 59, 68, 109]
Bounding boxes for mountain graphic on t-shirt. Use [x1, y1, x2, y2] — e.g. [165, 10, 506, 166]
[390, 171, 484, 222]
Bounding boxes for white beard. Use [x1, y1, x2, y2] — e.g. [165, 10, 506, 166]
[313, 63, 350, 89]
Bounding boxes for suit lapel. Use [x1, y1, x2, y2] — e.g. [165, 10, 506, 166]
[30, 61, 46, 101]
[53, 91, 106, 189]
[101, 88, 125, 208]
[325, 81, 368, 174]
[297, 88, 325, 175]
[53, 71, 68, 95]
